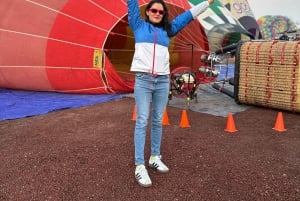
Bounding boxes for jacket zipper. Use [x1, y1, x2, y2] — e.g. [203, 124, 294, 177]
[151, 28, 158, 76]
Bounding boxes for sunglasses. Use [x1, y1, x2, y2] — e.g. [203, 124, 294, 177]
[149, 8, 165, 15]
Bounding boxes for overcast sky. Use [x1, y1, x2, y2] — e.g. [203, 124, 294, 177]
[247, 0, 300, 25]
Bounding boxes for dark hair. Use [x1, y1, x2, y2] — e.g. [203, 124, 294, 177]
[145, 0, 173, 37]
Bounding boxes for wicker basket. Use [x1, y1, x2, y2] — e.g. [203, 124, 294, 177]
[234, 40, 300, 112]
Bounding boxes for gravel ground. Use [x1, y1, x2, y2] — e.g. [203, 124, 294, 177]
[0, 97, 300, 201]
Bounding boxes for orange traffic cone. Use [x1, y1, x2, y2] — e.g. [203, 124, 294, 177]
[180, 109, 190, 128]
[132, 105, 137, 121]
[162, 109, 170, 126]
[272, 112, 287, 132]
[224, 113, 238, 133]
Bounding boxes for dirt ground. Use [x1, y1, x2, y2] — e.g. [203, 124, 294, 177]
[0, 97, 300, 201]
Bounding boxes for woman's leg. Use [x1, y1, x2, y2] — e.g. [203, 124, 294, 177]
[134, 73, 152, 165]
[150, 75, 170, 156]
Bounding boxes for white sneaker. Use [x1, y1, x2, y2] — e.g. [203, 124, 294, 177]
[149, 155, 169, 173]
[135, 165, 152, 187]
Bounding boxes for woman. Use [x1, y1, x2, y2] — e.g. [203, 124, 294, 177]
[127, 0, 214, 187]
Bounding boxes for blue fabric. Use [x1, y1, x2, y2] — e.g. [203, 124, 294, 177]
[215, 64, 235, 81]
[134, 73, 169, 165]
[0, 89, 123, 121]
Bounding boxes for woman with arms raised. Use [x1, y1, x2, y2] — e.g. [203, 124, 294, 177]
[127, 0, 214, 187]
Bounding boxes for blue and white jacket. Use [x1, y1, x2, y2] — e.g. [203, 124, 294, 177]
[127, 0, 209, 75]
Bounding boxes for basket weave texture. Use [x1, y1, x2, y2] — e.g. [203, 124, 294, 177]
[237, 41, 300, 112]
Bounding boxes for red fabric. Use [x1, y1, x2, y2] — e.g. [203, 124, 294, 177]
[103, 55, 134, 94]
[0, 0, 209, 94]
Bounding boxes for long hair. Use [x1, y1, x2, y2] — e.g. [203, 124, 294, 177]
[145, 0, 173, 37]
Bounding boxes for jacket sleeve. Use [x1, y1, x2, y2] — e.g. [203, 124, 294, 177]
[190, 1, 209, 19]
[127, 0, 143, 30]
[170, 11, 193, 36]
[170, 1, 210, 36]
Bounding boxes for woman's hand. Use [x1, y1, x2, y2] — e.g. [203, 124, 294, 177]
[208, 0, 214, 4]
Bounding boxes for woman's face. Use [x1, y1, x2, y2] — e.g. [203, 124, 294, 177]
[146, 3, 165, 24]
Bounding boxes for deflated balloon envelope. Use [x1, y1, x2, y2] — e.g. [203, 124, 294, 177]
[0, 0, 210, 94]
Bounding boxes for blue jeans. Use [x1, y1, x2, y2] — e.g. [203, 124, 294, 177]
[134, 72, 170, 165]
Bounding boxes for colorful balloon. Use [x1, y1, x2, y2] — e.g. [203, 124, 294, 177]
[257, 15, 298, 40]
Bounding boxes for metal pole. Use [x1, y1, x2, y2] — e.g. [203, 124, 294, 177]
[187, 43, 194, 69]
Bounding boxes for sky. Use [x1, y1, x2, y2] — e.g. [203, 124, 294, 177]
[247, 0, 300, 25]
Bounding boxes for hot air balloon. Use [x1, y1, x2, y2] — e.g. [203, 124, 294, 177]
[257, 15, 298, 40]
[188, 0, 256, 52]
[219, 0, 262, 39]
[0, 0, 210, 94]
